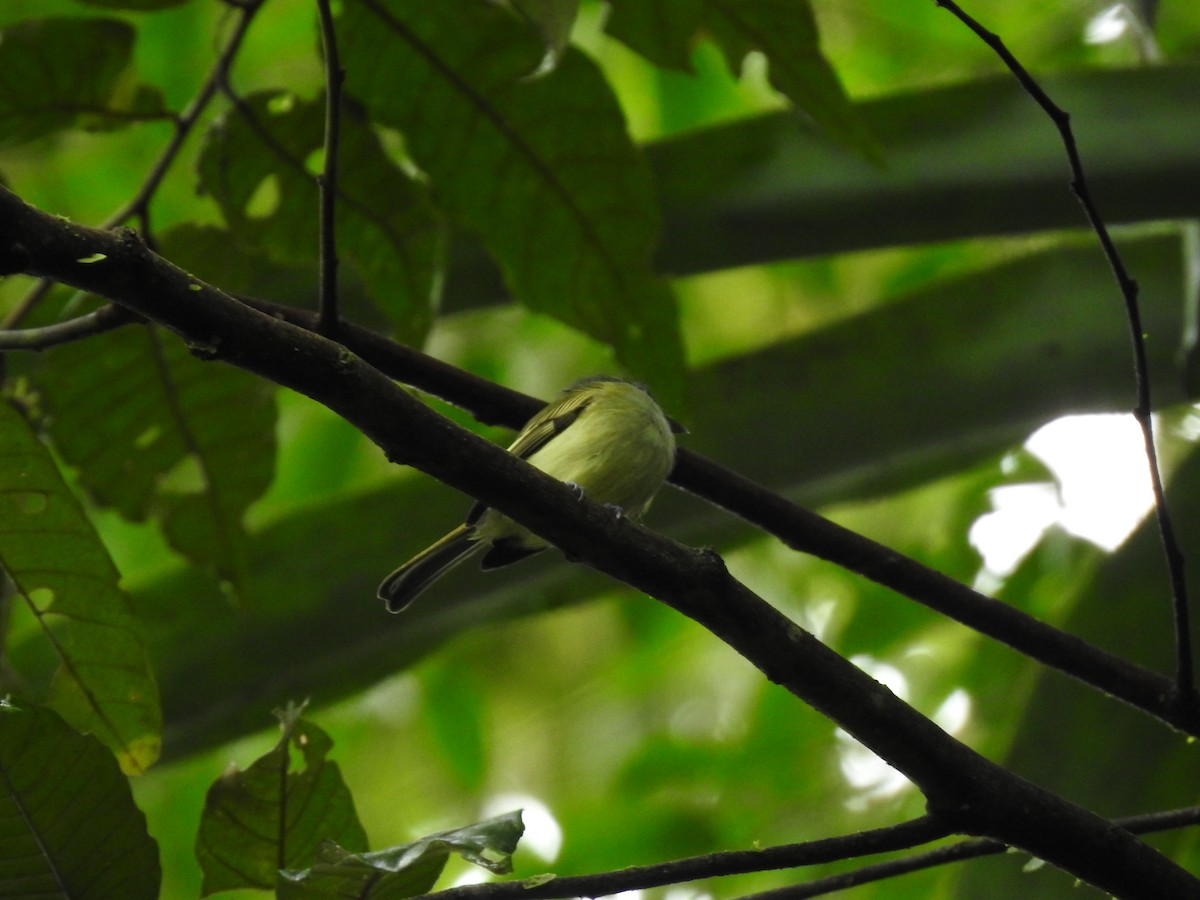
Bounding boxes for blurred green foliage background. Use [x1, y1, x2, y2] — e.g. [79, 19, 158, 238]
[4, 1, 1200, 897]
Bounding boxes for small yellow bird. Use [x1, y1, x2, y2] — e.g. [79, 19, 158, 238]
[378, 376, 682, 612]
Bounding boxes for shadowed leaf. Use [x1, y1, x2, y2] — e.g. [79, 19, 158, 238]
[33, 323, 275, 588]
[0, 400, 161, 774]
[195, 703, 367, 896]
[0, 18, 166, 146]
[338, 0, 684, 402]
[197, 91, 443, 343]
[0, 701, 160, 898]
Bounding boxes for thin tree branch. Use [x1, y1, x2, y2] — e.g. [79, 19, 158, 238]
[315, 0, 345, 336]
[933, 0, 1195, 709]
[0, 304, 137, 351]
[236, 297, 1200, 736]
[1, 289, 1194, 735]
[735, 805, 1200, 900]
[422, 817, 953, 900]
[1, 187, 1197, 896]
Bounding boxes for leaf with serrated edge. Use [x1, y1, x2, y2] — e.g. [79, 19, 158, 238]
[195, 703, 367, 896]
[0, 401, 161, 774]
[0, 701, 161, 898]
[338, 0, 684, 403]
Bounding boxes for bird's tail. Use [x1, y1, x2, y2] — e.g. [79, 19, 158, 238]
[378, 524, 480, 613]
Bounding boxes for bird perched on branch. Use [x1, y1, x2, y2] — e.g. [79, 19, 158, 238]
[378, 375, 683, 612]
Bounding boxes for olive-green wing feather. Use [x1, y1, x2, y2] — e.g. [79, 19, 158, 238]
[464, 390, 593, 526]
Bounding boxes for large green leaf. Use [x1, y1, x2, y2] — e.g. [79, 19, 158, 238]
[337, 0, 684, 402]
[0, 701, 160, 898]
[605, 0, 875, 157]
[130, 236, 1190, 758]
[0, 18, 166, 147]
[446, 65, 1200, 304]
[0, 400, 160, 774]
[197, 91, 443, 342]
[32, 323, 275, 587]
[195, 704, 367, 896]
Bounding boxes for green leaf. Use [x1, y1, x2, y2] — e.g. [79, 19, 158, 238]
[197, 91, 443, 343]
[32, 323, 275, 587]
[194, 703, 367, 896]
[0, 18, 167, 146]
[338, 0, 685, 403]
[0, 701, 160, 899]
[0, 400, 161, 774]
[703, 0, 877, 158]
[604, 0, 874, 157]
[157, 223, 377, 319]
[277, 810, 525, 899]
[604, 0, 703, 71]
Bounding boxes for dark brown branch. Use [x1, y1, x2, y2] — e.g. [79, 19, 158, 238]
[737, 805, 1200, 900]
[1, 187, 1197, 896]
[0, 304, 137, 350]
[2, 289, 1194, 736]
[315, 0, 345, 336]
[934, 0, 1195, 711]
[232, 297, 1200, 736]
[420, 817, 953, 900]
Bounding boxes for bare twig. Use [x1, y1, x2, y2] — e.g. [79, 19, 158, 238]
[315, 0, 345, 336]
[933, 0, 1194, 705]
[0, 304, 137, 351]
[735, 805, 1200, 900]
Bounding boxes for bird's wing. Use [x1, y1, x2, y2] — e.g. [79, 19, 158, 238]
[463, 389, 593, 526]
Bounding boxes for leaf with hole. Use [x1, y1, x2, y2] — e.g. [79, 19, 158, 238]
[0, 400, 161, 774]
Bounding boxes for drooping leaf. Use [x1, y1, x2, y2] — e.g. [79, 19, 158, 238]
[337, 0, 685, 403]
[195, 703, 368, 896]
[277, 810, 525, 899]
[197, 90, 443, 342]
[32, 322, 275, 588]
[0, 701, 161, 899]
[0, 18, 167, 147]
[0, 399, 161, 774]
[604, 0, 874, 157]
